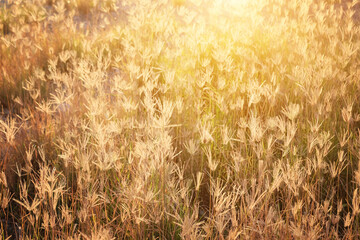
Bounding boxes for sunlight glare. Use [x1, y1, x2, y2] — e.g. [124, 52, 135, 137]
[214, 0, 254, 17]
[224, 0, 251, 9]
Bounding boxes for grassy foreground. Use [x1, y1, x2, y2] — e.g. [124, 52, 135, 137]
[1, 0, 360, 239]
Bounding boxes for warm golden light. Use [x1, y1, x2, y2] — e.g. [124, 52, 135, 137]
[226, 0, 251, 7]
[214, 0, 252, 10]
[1, 0, 360, 238]
[211, 0, 255, 18]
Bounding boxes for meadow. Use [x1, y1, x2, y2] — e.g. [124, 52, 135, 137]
[1, 0, 360, 239]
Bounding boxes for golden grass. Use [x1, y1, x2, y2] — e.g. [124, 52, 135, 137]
[1, 0, 360, 239]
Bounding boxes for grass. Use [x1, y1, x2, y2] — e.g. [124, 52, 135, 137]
[1, 0, 360, 239]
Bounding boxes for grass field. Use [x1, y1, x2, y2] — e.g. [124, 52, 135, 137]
[1, 0, 360, 239]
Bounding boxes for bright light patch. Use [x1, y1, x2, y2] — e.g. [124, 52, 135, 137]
[222, 0, 251, 9]
[227, 0, 250, 6]
[214, 0, 253, 15]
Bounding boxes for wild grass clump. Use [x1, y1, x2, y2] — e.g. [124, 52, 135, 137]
[1, 0, 360, 238]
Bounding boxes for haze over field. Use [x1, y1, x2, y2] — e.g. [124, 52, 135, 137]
[1, 0, 360, 239]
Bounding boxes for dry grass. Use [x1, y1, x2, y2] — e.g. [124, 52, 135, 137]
[1, 0, 360, 239]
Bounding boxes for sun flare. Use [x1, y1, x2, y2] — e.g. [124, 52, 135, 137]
[226, 0, 251, 7]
